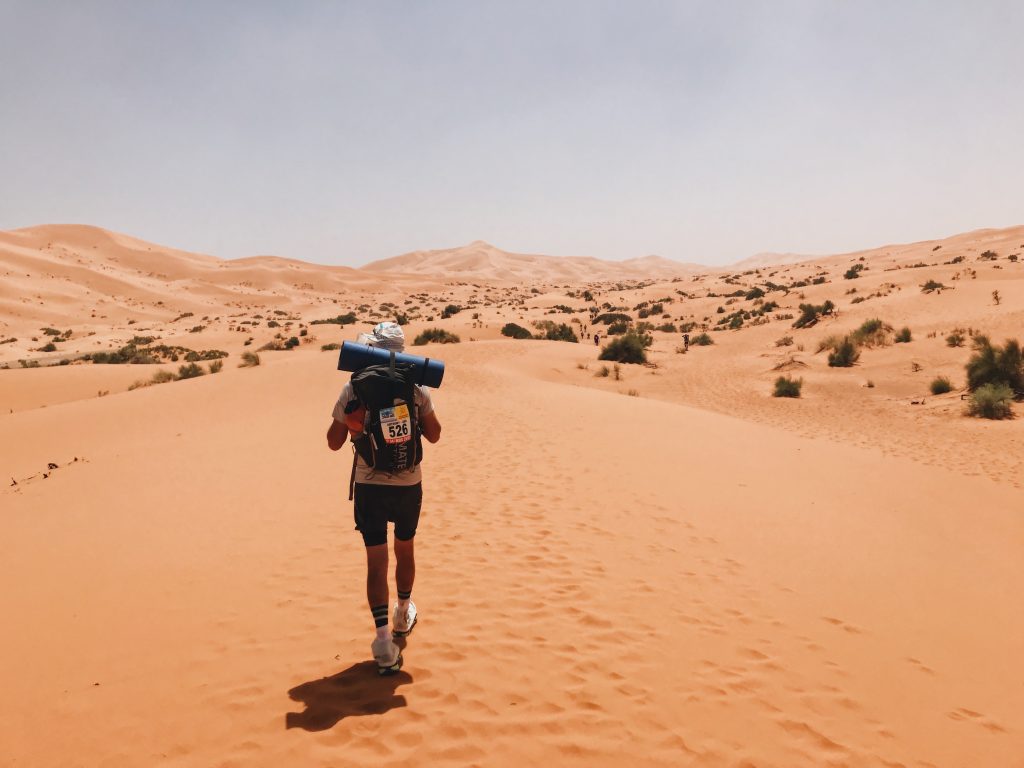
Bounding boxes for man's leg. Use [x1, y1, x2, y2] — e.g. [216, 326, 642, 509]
[364, 544, 387, 618]
[394, 536, 415, 601]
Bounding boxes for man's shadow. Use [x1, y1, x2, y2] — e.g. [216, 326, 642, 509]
[286, 647, 413, 732]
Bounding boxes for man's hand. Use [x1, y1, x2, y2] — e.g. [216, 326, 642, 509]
[326, 419, 349, 451]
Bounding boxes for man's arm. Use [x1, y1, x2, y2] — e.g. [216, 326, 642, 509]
[326, 419, 349, 451]
[420, 409, 442, 443]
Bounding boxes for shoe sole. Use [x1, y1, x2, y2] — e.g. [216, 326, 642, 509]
[377, 652, 403, 676]
[392, 615, 418, 639]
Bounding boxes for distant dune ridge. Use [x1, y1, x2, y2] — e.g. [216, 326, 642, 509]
[362, 239, 704, 281]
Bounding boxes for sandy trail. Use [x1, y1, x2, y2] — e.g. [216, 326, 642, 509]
[1, 342, 1022, 767]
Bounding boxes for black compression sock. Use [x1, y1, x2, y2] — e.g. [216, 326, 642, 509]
[371, 604, 389, 628]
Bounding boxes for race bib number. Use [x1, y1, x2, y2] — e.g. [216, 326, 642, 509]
[379, 404, 412, 444]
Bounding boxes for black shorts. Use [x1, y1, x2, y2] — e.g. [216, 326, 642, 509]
[353, 482, 422, 547]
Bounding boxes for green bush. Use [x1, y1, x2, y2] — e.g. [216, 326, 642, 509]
[607, 320, 629, 335]
[542, 323, 578, 343]
[413, 328, 461, 345]
[178, 363, 205, 379]
[773, 376, 803, 398]
[965, 336, 1024, 396]
[598, 332, 650, 364]
[930, 376, 953, 395]
[793, 301, 834, 329]
[894, 327, 912, 343]
[311, 312, 358, 325]
[827, 336, 860, 367]
[501, 323, 533, 340]
[967, 383, 1014, 419]
[691, 333, 714, 346]
[592, 312, 632, 326]
[239, 351, 261, 367]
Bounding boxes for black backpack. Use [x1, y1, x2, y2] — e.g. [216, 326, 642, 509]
[347, 351, 423, 495]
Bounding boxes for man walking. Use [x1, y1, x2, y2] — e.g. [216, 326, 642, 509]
[326, 323, 443, 674]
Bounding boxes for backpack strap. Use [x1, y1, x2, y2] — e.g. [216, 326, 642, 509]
[348, 444, 357, 501]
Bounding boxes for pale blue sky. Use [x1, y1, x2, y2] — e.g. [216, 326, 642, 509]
[1, 1, 1021, 266]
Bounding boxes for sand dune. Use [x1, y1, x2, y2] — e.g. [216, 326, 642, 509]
[2, 222, 1024, 766]
[2, 342, 1022, 767]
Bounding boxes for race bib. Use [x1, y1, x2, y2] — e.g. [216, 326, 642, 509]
[379, 404, 412, 444]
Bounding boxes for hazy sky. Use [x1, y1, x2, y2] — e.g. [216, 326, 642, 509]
[2, 1, 1022, 266]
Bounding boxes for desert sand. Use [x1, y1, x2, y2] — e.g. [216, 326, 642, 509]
[2, 223, 1023, 767]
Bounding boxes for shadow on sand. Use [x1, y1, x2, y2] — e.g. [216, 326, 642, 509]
[286, 647, 413, 732]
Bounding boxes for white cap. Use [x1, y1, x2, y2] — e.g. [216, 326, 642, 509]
[359, 321, 405, 352]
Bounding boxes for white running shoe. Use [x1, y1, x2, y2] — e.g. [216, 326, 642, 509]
[371, 636, 402, 675]
[392, 600, 418, 638]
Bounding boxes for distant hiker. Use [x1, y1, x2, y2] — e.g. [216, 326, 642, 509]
[326, 322, 443, 675]
[683, 332, 689, 351]
[594, 333, 601, 347]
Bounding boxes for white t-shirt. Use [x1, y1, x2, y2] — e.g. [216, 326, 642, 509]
[332, 382, 434, 486]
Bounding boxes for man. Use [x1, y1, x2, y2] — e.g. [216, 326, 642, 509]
[326, 322, 443, 674]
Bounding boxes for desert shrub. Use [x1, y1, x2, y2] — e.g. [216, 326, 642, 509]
[189, 325, 205, 333]
[543, 323, 578, 343]
[967, 383, 1014, 419]
[946, 331, 965, 348]
[239, 351, 261, 367]
[792, 300, 834, 329]
[152, 369, 177, 383]
[311, 312, 358, 325]
[775, 335, 794, 347]
[414, 328, 461, 345]
[607, 320, 629, 335]
[257, 340, 285, 351]
[38, 342, 57, 352]
[501, 322, 533, 339]
[284, 336, 300, 349]
[440, 304, 462, 319]
[921, 280, 946, 293]
[267, 320, 280, 328]
[321, 342, 341, 351]
[656, 322, 677, 333]
[744, 287, 765, 300]
[965, 336, 1024, 396]
[177, 363, 205, 379]
[827, 336, 860, 367]
[691, 333, 714, 346]
[851, 318, 892, 348]
[595, 365, 611, 378]
[592, 312, 632, 325]
[599, 332, 650, 364]
[894, 327, 912, 343]
[930, 376, 953, 394]
[843, 264, 864, 279]
[209, 360, 223, 373]
[773, 376, 803, 398]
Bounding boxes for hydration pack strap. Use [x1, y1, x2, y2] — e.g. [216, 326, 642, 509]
[348, 445, 357, 501]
